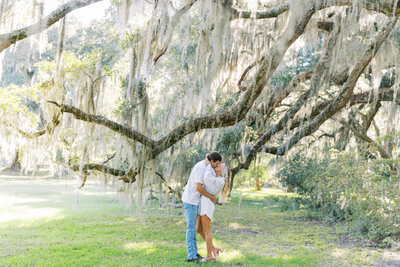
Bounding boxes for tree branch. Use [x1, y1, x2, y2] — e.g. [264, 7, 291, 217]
[16, 128, 46, 139]
[68, 163, 126, 177]
[361, 101, 381, 131]
[102, 152, 116, 164]
[231, 1, 290, 20]
[340, 119, 391, 159]
[153, 0, 198, 63]
[47, 101, 157, 149]
[155, 171, 182, 203]
[0, 0, 103, 53]
[231, 0, 400, 21]
[1, 112, 60, 139]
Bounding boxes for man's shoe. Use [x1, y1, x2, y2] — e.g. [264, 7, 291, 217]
[196, 253, 205, 260]
[187, 258, 200, 263]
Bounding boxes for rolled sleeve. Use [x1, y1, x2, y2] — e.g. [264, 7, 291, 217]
[193, 166, 204, 184]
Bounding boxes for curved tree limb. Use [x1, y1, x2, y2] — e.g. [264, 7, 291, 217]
[16, 128, 46, 139]
[230, 0, 400, 21]
[69, 163, 126, 177]
[361, 101, 381, 131]
[0, 0, 103, 53]
[155, 171, 182, 203]
[52, 154, 126, 178]
[153, 0, 198, 63]
[340, 114, 398, 175]
[251, 87, 400, 157]
[1, 112, 60, 139]
[230, 1, 290, 20]
[47, 101, 157, 149]
[340, 118, 391, 159]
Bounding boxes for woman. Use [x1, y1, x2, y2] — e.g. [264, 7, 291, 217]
[197, 160, 226, 262]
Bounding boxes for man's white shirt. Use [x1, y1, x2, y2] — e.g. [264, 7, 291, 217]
[182, 159, 208, 205]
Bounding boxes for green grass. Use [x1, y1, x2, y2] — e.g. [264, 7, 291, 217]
[0, 177, 387, 266]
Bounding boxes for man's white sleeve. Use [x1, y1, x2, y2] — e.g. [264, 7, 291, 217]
[193, 165, 204, 184]
[203, 166, 225, 195]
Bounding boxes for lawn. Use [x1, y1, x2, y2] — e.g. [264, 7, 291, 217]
[0, 174, 396, 266]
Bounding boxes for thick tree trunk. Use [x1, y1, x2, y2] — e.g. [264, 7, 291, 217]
[3, 149, 21, 172]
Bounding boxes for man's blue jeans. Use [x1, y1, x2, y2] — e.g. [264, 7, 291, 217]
[183, 201, 198, 260]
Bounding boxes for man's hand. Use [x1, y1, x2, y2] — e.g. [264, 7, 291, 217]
[209, 195, 216, 203]
[196, 183, 215, 203]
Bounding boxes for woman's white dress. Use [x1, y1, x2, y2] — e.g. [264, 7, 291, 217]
[198, 165, 225, 220]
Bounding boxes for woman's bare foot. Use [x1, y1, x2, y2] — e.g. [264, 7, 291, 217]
[213, 247, 222, 260]
[200, 257, 215, 263]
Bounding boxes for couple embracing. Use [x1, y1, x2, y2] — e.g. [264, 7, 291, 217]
[182, 151, 226, 263]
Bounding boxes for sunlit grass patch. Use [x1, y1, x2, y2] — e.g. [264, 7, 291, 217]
[219, 249, 244, 262]
[124, 241, 156, 253]
[0, 207, 61, 223]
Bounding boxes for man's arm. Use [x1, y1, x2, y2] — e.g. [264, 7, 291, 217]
[196, 183, 216, 203]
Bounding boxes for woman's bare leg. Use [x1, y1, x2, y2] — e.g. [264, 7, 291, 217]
[200, 215, 215, 260]
[196, 215, 206, 241]
[199, 215, 221, 258]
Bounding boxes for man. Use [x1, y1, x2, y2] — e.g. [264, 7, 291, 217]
[181, 151, 222, 263]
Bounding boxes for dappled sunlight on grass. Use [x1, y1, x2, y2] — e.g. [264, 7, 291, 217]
[0, 192, 64, 224]
[0, 195, 46, 205]
[236, 187, 297, 197]
[227, 222, 245, 230]
[124, 241, 156, 254]
[219, 249, 244, 262]
[0, 206, 61, 224]
[331, 248, 346, 257]
[123, 216, 139, 223]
